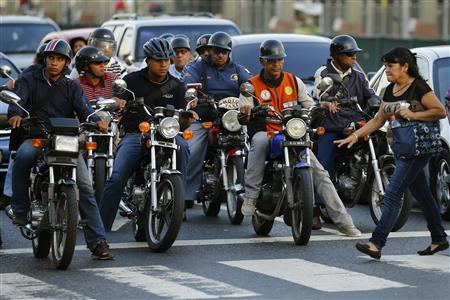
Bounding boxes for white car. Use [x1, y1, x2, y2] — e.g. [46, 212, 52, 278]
[369, 45, 450, 220]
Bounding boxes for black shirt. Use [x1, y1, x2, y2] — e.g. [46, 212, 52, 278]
[117, 67, 186, 133]
[383, 78, 432, 112]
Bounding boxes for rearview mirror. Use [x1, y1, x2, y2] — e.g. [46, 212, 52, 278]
[112, 79, 127, 94]
[240, 82, 254, 97]
[0, 65, 13, 80]
[317, 77, 334, 91]
[96, 99, 117, 112]
[185, 88, 198, 101]
[0, 90, 21, 105]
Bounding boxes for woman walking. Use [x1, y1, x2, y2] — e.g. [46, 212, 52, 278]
[335, 47, 448, 259]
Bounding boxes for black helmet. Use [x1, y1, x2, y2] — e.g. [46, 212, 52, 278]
[171, 36, 190, 51]
[195, 34, 211, 52]
[75, 46, 110, 72]
[88, 28, 117, 56]
[259, 39, 287, 60]
[330, 35, 362, 57]
[43, 39, 72, 61]
[35, 42, 48, 65]
[143, 37, 174, 60]
[207, 31, 232, 51]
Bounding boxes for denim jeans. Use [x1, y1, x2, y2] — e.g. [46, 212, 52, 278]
[370, 155, 448, 248]
[316, 132, 341, 178]
[2, 153, 15, 197]
[11, 139, 107, 251]
[99, 133, 190, 231]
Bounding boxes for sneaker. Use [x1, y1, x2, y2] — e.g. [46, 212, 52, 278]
[91, 240, 114, 260]
[0, 195, 10, 210]
[338, 224, 362, 237]
[241, 195, 256, 216]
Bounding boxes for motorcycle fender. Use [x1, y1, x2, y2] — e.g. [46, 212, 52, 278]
[378, 155, 394, 168]
[157, 170, 181, 181]
[294, 161, 310, 168]
[57, 178, 77, 186]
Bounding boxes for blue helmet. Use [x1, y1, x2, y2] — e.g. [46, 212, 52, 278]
[143, 37, 174, 60]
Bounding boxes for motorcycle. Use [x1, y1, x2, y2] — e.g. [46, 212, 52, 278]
[185, 84, 246, 225]
[0, 90, 115, 269]
[113, 80, 186, 252]
[317, 75, 412, 231]
[241, 83, 319, 245]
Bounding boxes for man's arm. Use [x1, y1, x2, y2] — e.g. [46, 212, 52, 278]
[72, 81, 100, 123]
[7, 76, 30, 119]
[181, 62, 201, 84]
[296, 77, 315, 108]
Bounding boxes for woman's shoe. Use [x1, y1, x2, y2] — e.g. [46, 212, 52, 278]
[356, 242, 381, 259]
[417, 241, 449, 256]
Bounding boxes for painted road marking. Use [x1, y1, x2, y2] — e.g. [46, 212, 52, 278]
[361, 254, 450, 273]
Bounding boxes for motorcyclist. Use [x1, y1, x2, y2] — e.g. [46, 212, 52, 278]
[99, 37, 191, 230]
[239, 39, 361, 237]
[181, 31, 252, 205]
[169, 36, 193, 79]
[195, 33, 211, 60]
[6, 39, 113, 260]
[71, 28, 127, 79]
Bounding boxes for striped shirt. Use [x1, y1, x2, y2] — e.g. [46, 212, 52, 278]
[76, 72, 118, 103]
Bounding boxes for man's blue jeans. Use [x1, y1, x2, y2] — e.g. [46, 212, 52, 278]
[316, 132, 341, 179]
[99, 133, 189, 231]
[370, 155, 448, 248]
[11, 139, 107, 251]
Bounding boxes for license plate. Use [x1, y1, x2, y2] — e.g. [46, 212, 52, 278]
[282, 141, 311, 147]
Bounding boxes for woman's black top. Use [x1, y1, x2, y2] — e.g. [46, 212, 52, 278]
[383, 78, 432, 112]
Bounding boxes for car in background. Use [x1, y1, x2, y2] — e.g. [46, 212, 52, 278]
[101, 13, 241, 69]
[0, 52, 22, 188]
[231, 33, 365, 95]
[40, 27, 95, 47]
[0, 15, 60, 70]
[369, 45, 450, 220]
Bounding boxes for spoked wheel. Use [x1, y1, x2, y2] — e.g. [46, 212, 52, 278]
[226, 156, 245, 225]
[94, 157, 107, 203]
[145, 174, 184, 252]
[32, 211, 51, 258]
[368, 162, 412, 231]
[291, 168, 314, 245]
[251, 213, 274, 236]
[430, 150, 450, 221]
[51, 185, 78, 270]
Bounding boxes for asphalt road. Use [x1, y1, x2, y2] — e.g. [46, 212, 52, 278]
[1, 204, 449, 299]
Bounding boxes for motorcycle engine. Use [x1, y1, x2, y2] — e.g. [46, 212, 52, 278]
[337, 152, 366, 200]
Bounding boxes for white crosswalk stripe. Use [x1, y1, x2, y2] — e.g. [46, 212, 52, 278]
[0, 273, 92, 300]
[361, 254, 450, 273]
[82, 266, 259, 299]
[220, 258, 411, 292]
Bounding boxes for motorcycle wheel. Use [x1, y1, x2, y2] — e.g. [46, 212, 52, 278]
[430, 149, 450, 221]
[251, 214, 274, 236]
[32, 230, 51, 258]
[51, 185, 78, 270]
[144, 174, 184, 252]
[132, 212, 146, 242]
[291, 168, 314, 245]
[94, 157, 107, 203]
[226, 156, 245, 225]
[368, 162, 413, 231]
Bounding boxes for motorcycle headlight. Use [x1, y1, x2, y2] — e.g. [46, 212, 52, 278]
[159, 117, 180, 139]
[222, 110, 242, 132]
[54, 135, 79, 153]
[286, 118, 307, 139]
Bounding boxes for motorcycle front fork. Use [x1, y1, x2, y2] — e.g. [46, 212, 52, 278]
[219, 150, 244, 194]
[368, 137, 385, 196]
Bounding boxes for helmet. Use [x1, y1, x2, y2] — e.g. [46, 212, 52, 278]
[330, 35, 362, 57]
[259, 39, 287, 60]
[35, 42, 48, 65]
[445, 88, 450, 101]
[171, 36, 190, 51]
[88, 28, 117, 57]
[43, 39, 72, 61]
[143, 37, 174, 60]
[75, 46, 110, 73]
[207, 31, 232, 51]
[195, 34, 211, 52]
[159, 33, 175, 42]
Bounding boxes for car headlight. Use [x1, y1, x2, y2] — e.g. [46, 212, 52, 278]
[286, 118, 307, 139]
[54, 135, 79, 153]
[222, 110, 242, 132]
[159, 117, 180, 139]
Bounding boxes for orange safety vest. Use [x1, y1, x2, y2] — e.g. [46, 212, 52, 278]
[249, 72, 298, 132]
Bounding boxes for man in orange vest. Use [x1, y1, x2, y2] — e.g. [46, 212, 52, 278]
[239, 40, 361, 236]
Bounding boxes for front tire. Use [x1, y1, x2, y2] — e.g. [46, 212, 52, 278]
[291, 168, 314, 245]
[430, 149, 450, 221]
[32, 230, 51, 258]
[94, 157, 107, 203]
[251, 214, 274, 236]
[368, 162, 412, 231]
[226, 156, 245, 225]
[51, 185, 78, 270]
[145, 174, 184, 252]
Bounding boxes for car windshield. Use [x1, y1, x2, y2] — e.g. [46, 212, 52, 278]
[0, 57, 21, 86]
[433, 57, 450, 102]
[0, 24, 57, 53]
[136, 25, 240, 60]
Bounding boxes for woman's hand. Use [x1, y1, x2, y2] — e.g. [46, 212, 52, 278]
[334, 133, 358, 149]
[396, 107, 416, 121]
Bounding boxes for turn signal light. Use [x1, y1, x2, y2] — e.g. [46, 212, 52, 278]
[139, 122, 151, 133]
[357, 121, 366, 127]
[267, 131, 275, 139]
[363, 135, 369, 141]
[316, 127, 326, 136]
[202, 122, 213, 129]
[31, 139, 45, 148]
[183, 130, 193, 140]
[85, 141, 97, 150]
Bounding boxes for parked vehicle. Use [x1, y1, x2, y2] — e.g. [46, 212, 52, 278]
[369, 45, 450, 220]
[101, 13, 241, 68]
[40, 27, 95, 46]
[0, 15, 59, 70]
